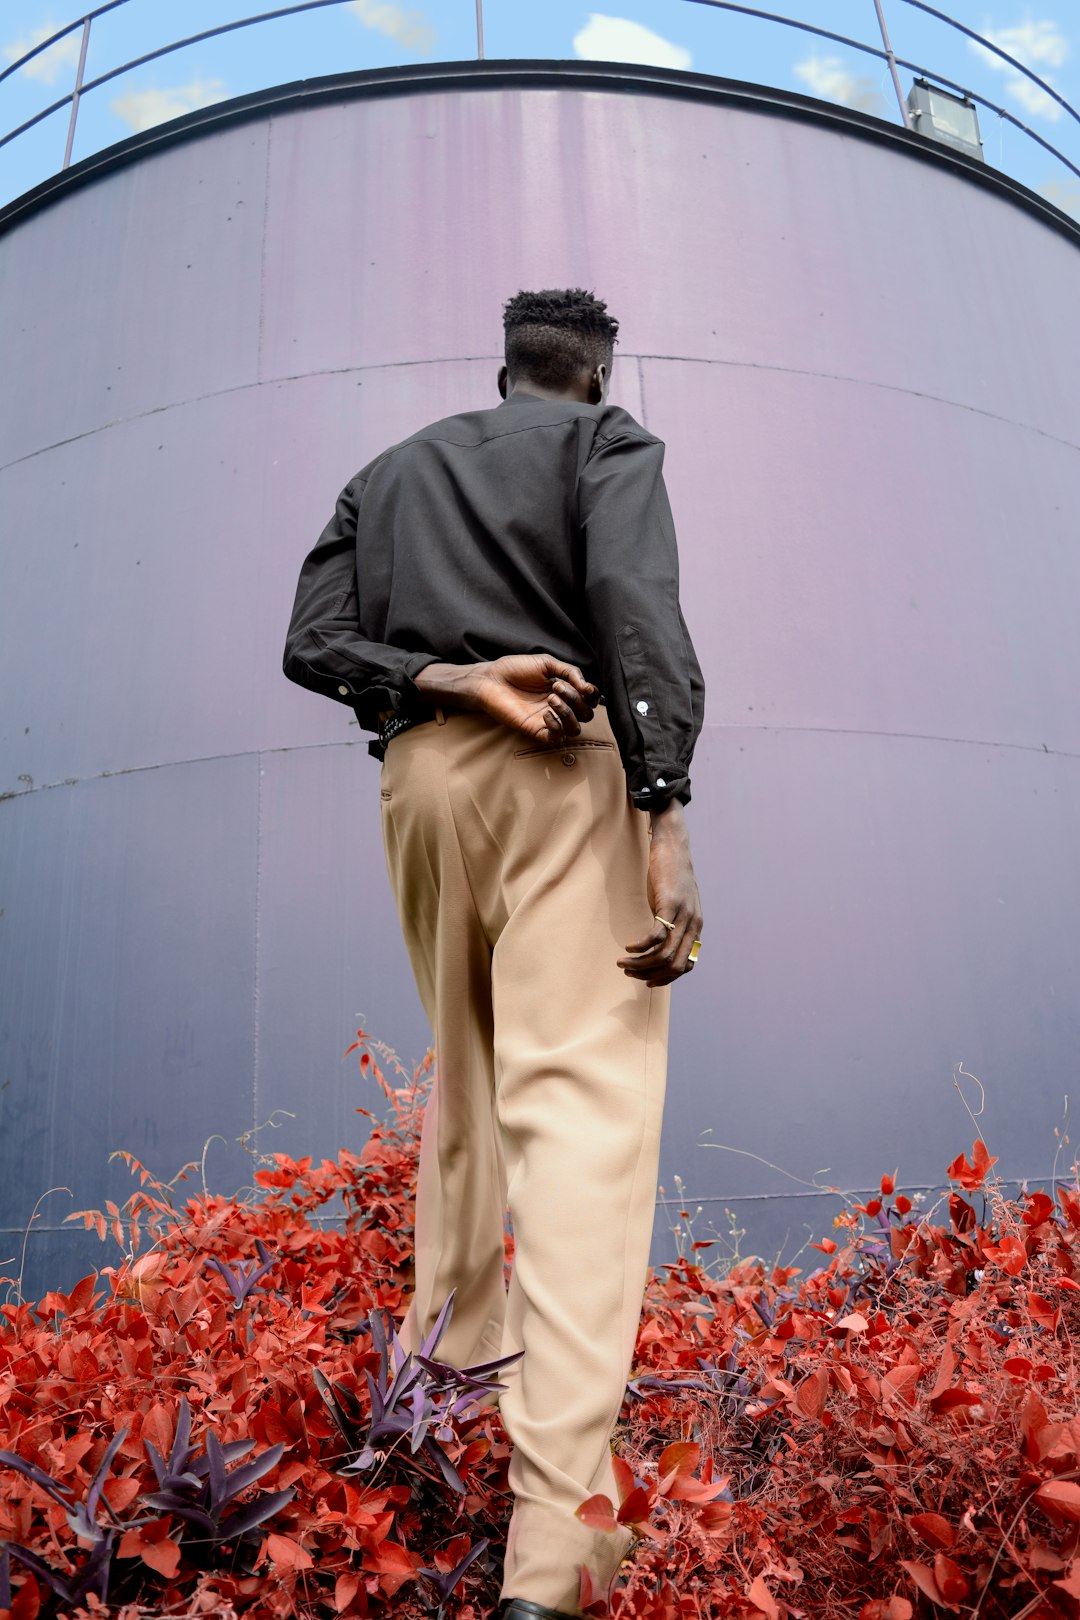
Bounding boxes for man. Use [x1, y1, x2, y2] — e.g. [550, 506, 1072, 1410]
[283, 288, 704, 1619]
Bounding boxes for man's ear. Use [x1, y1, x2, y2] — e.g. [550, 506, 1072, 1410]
[497, 365, 508, 399]
[588, 363, 607, 405]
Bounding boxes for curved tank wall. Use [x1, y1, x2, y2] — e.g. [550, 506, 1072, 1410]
[2, 62, 1080, 1296]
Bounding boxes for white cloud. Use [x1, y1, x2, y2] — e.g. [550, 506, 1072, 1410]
[573, 14, 692, 71]
[1038, 177, 1080, 218]
[969, 18, 1068, 123]
[793, 52, 885, 116]
[971, 19, 1068, 71]
[346, 0, 436, 55]
[110, 78, 228, 133]
[3, 21, 80, 84]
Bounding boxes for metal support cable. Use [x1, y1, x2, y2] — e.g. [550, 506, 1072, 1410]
[62, 18, 92, 170]
[899, 0, 1080, 132]
[0, 0, 126, 87]
[681, 1, 890, 65]
[871, 0, 912, 129]
[1, 0, 1078, 196]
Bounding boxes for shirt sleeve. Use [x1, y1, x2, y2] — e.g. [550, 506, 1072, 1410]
[282, 476, 440, 725]
[578, 431, 705, 809]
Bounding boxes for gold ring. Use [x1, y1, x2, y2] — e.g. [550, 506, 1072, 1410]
[654, 915, 675, 931]
[688, 939, 702, 964]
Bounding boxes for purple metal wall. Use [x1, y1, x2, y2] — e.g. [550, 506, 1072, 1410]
[3, 65, 1080, 1296]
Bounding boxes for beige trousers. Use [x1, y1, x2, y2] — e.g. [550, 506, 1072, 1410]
[379, 705, 669, 1612]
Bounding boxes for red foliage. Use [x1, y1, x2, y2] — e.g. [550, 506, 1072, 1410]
[1, 1041, 1079, 1620]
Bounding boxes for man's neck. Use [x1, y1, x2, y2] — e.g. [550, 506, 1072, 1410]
[507, 383, 589, 405]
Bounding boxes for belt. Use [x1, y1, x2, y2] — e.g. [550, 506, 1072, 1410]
[370, 692, 608, 760]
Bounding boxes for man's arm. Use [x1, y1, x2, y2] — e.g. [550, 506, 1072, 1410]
[578, 428, 705, 985]
[282, 477, 440, 718]
[577, 430, 703, 811]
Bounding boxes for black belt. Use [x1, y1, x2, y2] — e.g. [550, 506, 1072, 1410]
[367, 708, 431, 760]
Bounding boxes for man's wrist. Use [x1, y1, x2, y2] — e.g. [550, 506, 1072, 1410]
[648, 799, 689, 843]
[413, 661, 485, 710]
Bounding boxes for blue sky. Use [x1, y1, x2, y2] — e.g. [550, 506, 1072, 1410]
[2, 1, 1078, 215]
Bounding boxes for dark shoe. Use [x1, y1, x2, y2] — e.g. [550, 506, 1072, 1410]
[500, 1601, 581, 1620]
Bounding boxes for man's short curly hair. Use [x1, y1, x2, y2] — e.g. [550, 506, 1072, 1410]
[502, 288, 620, 390]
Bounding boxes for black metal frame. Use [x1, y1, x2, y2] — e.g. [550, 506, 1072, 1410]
[3, 57, 1079, 249]
[1, 1, 1078, 230]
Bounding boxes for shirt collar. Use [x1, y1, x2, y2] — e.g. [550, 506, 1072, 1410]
[498, 388, 561, 408]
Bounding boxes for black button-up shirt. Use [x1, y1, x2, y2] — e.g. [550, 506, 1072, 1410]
[283, 390, 704, 808]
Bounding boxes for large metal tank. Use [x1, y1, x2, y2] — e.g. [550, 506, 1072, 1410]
[2, 61, 1079, 1297]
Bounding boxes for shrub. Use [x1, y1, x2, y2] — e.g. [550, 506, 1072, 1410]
[1, 1036, 1078, 1620]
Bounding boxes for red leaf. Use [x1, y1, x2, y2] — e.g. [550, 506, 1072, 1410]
[880, 1173, 896, 1196]
[933, 1555, 969, 1605]
[946, 1138, 998, 1190]
[117, 1522, 182, 1578]
[578, 1562, 610, 1616]
[811, 1238, 838, 1254]
[667, 1469, 731, 1504]
[67, 1275, 98, 1314]
[616, 1485, 653, 1525]
[1023, 1191, 1054, 1227]
[141, 1536, 181, 1579]
[265, 1532, 314, 1571]
[611, 1452, 636, 1506]
[860, 1602, 913, 1620]
[747, 1575, 780, 1619]
[900, 1560, 945, 1607]
[1035, 1481, 1080, 1523]
[928, 1344, 957, 1402]
[980, 1234, 1027, 1275]
[334, 1572, 361, 1613]
[1028, 1291, 1061, 1330]
[360, 1539, 419, 1598]
[658, 1440, 700, 1486]
[929, 1388, 983, 1414]
[883, 1365, 920, 1406]
[698, 1500, 734, 1534]
[909, 1513, 957, 1550]
[10, 1573, 41, 1620]
[576, 1494, 617, 1532]
[795, 1367, 829, 1420]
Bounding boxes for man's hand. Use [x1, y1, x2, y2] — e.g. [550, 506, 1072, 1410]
[618, 800, 702, 988]
[415, 655, 598, 742]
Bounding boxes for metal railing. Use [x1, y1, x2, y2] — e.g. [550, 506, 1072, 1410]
[2, 0, 1078, 196]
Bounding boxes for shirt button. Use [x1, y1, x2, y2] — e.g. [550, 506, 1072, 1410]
[337, 684, 349, 696]
[636, 700, 650, 715]
[561, 752, 577, 767]
[656, 778, 667, 788]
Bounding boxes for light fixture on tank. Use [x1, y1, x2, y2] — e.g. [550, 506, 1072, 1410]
[907, 78, 984, 161]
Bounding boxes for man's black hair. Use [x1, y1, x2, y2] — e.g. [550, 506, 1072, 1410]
[502, 288, 620, 390]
